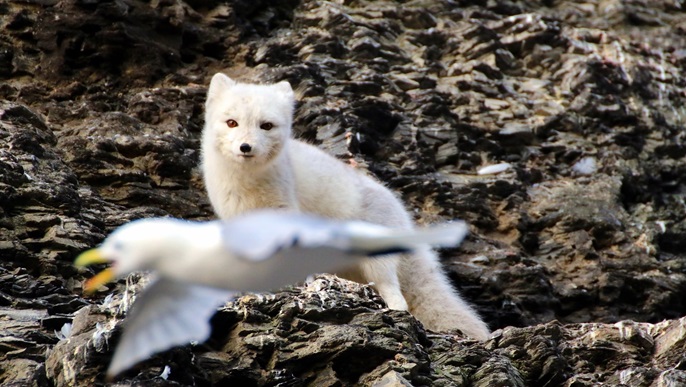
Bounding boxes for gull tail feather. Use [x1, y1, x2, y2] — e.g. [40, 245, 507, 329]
[348, 221, 469, 255]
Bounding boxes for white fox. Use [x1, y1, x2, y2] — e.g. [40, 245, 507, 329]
[201, 73, 490, 340]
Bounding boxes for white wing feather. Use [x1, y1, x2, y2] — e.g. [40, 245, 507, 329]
[344, 220, 470, 254]
[220, 211, 468, 262]
[106, 278, 233, 378]
[221, 212, 358, 261]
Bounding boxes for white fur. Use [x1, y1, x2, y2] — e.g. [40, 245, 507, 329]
[201, 73, 490, 339]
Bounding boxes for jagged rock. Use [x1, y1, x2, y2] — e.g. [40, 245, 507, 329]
[1, 0, 686, 385]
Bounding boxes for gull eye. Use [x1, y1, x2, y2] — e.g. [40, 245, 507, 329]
[226, 119, 238, 128]
[260, 122, 273, 131]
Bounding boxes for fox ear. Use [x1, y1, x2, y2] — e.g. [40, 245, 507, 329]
[207, 73, 236, 104]
[274, 81, 294, 99]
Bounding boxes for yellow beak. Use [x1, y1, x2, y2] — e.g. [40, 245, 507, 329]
[75, 248, 114, 294]
[74, 248, 108, 267]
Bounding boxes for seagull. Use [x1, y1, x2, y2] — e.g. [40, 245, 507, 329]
[74, 210, 469, 379]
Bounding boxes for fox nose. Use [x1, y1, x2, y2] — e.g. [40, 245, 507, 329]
[239, 143, 252, 153]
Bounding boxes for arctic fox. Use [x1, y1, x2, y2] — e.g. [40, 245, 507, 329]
[201, 73, 490, 340]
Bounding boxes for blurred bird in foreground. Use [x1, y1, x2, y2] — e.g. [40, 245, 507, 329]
[75, 210, 469, 379]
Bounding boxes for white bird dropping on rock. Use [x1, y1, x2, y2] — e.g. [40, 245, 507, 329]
[477, 162, 512, 175]
[74, 210, 469, 380]
[572, 156, 597, 175]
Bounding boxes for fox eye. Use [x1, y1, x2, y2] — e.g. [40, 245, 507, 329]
[260, 122, 274, 131]
[226, 119, 238, 128]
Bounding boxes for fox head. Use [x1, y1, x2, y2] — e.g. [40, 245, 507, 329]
[203, 73, 294, 169]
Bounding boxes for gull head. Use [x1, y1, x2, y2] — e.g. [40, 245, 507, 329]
[74, 218, 196, 293]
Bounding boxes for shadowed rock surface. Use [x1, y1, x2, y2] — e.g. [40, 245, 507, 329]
[1, 0, 685, 385]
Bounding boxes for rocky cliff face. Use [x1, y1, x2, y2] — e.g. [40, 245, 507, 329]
[2, 0, 686, 385]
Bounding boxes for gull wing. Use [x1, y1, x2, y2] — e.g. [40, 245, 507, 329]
[106, 278, 233, 378]
[220, 210, 469, 262]
[219, 211, 362, 262]
[344, 220, 469, 255]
